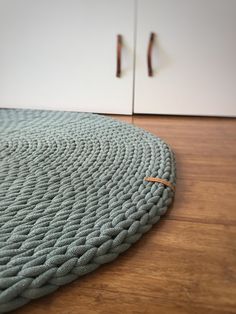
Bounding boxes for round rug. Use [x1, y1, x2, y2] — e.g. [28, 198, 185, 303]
[0, 109, 176, 312]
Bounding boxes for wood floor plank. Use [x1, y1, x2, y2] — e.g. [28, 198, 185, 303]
[13, 288, 229, 314]
[167, 179, 236, 224]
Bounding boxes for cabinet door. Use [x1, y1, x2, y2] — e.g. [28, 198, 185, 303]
[134, 0, 236, 116]
[0, 0, 134, 114]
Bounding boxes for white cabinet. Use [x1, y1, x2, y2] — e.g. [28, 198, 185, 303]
[0, 0, 134, 114]
[134, 0, 236, 116]
[0, 0, 236, 116]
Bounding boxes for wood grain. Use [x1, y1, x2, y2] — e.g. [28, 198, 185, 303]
[13, 115, 236, 314]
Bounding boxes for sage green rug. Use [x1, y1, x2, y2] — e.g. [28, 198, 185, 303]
[0, 109, 176, 312]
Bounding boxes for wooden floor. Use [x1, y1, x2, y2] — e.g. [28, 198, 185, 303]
[14, 115, 236, 314]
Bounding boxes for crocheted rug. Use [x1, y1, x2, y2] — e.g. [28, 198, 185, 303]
[0, 109, 176, 312]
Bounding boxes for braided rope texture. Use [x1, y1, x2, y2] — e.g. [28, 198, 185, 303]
[0, 109, 176, 312]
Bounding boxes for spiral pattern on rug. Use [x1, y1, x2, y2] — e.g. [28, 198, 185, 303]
[0, 109, 176, 312]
